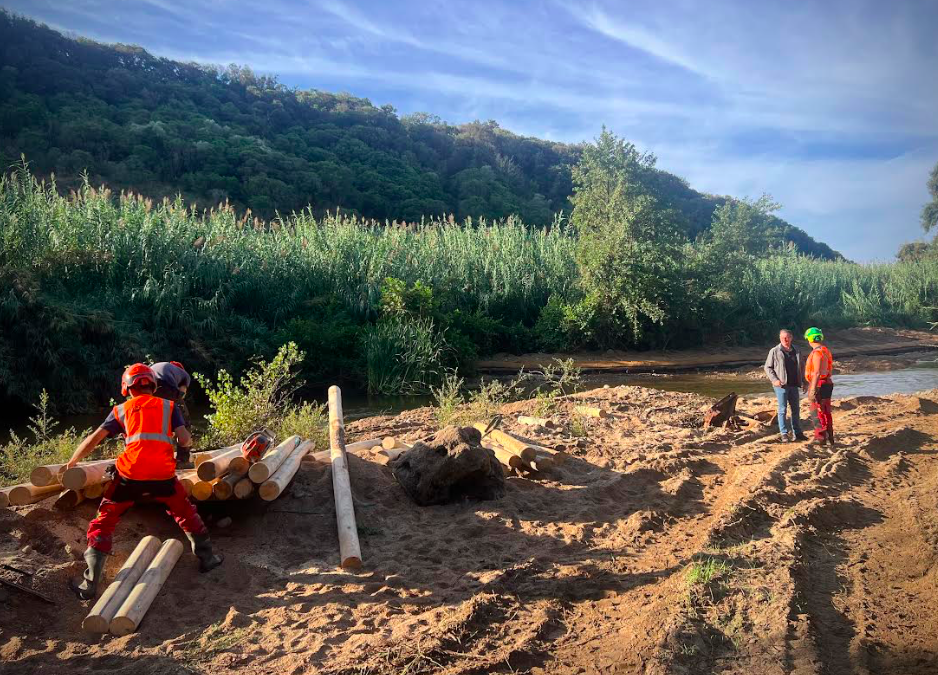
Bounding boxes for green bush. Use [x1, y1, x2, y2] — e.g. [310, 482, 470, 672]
[363, 317, 448, 395]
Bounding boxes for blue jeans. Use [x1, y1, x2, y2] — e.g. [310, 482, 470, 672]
[774, 386, 802, 436]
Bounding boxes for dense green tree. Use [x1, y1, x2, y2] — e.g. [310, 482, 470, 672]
[570, 129, 687, 344]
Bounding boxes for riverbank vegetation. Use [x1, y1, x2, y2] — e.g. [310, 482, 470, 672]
[3, 137, 938, 414]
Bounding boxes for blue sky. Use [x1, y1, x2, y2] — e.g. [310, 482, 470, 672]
[5, 0, 938, 260]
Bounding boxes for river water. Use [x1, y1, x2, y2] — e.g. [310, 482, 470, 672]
[9, 359, 938, 440]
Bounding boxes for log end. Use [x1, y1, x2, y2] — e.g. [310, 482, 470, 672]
[213, 485, 233, 501]
[29, 467, 55, 487]
[518, 447, 537, 463]
[82, 614, 110, 634]
[191, 483, 214, 501]
[258, 482, 279, 501]
[340, 555, 363, 569]
[229, 457, 249, 476]
[247, 465, 269, 484]
[109, 615, 136, 636]
[196, 464, 215, 481]
[61, 468, 85, 492]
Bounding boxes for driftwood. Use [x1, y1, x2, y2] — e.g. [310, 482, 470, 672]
[704, 393, 738, 427]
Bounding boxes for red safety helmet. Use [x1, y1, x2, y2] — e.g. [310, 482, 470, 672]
[121, 363, 156, 396]
[241, 429, 275, 464]
[170, 361, 185, 371]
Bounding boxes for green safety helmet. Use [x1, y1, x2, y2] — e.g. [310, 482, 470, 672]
[803, 327, 824, 342]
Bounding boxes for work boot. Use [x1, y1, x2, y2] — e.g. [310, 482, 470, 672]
[187, 533, 224, 573]
[794, 432, 809, 442]
[778, 434, 791, 443]
[69, 547, 107, 600]
[826, 429, 836, 449]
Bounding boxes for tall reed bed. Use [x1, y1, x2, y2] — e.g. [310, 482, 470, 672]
[1, 165, 936, 410]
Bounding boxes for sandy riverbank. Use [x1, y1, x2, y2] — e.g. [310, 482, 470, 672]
[2, 384, 938, 674]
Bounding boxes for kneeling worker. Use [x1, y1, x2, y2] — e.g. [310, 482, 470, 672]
[66, 363, 223, 600]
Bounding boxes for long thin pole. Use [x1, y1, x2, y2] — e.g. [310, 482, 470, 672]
[328, 386, 362, 569]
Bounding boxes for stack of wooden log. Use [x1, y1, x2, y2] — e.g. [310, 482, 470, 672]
[472, 423, 567, 478]
[185, 436, 313, 503]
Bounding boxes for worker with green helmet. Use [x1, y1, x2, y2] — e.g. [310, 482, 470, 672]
[803, 327, 834, 447]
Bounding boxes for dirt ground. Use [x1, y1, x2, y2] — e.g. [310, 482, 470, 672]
[476, 326, 938, 374]
[3, 384, 938, 674]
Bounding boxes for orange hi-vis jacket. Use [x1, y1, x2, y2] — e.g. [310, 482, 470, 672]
[804, 344, 833, 385]
[113, 395, 177, 481]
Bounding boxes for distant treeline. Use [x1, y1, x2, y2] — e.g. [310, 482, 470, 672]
[0, 11, 839, 259]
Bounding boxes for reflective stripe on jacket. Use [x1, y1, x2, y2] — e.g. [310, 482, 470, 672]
[804, 345, 833, 384]
[113, 395, 177, 481]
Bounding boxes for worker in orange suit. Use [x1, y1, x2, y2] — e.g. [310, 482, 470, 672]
[65, 364, 223, 601]
[803, 327, 835, 447]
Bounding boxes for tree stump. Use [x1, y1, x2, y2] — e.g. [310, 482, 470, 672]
[390, 427, 506, 506]
[704, 393, 738, 427]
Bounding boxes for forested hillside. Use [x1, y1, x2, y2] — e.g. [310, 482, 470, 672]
[0, 11, 838, 258]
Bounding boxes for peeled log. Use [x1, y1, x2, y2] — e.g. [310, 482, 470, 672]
[176, 471, 198, 497]
[372, 446, 408, 466]
[191, 478, 221, 501]
[110, 538, 184, 636]
[329, 386, 363, 569]
[83, 535, 161, 634]
[8, 483, 64, 506]
[213, 471, 242, 500]
[247, 435, 302, 483]
[228, 455, 249, 476]
[0, 489, 8, 508]
[518, 416, 557, 429]
[233, 476, 255, 499]
[197, 447, 243, 481]
[574, 405, 610, 419]
[54, 489, 85, 509]
[31, 458, 113, 488]
[193, 445, 237, 468]
[482, 441, 524, 470]
[63, 462, 114, 491]
[259, 440, 313, 501]
[344, 437, 382, 454]
[471, 424, 537, 462]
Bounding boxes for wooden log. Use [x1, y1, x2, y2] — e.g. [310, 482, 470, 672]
[196, 447, 243, 481]
[83, 535, 161, 634]
[54, 489, 85, 509]
[246, 435, 302, 483]
[259, 439, 312, 501]
[62, 461, 114, 491]
[524, 456, 554, 472]
[518, 415, 557, 429]
[372, 447, 408, 466]
[471, 423, 537, 462]
[704, 393, 738, 427]
[344, 437, 382, 454]
[31, 458, 113, 488]
[482, 442, 524, 470]
[370, 445, 384, 454]
[7, 483, 64, 506]
[309, 449, 331, 463]
[176, 471, 198, 497]
[83, 480, 111, 500]
[213, 471, 243, 500]
[192, 445, 238, 468]
[574, 405, 610, 419]
[0, 488, 8, 508]
[228, 455, 249, 476]
[191, 478, 221, 501]
[328, 386, 362, 569]
[383, 436, 410, 450]
[496, 429, 568, 466]
[233, 476, 255, 499]
[109, 538, 184, 636]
